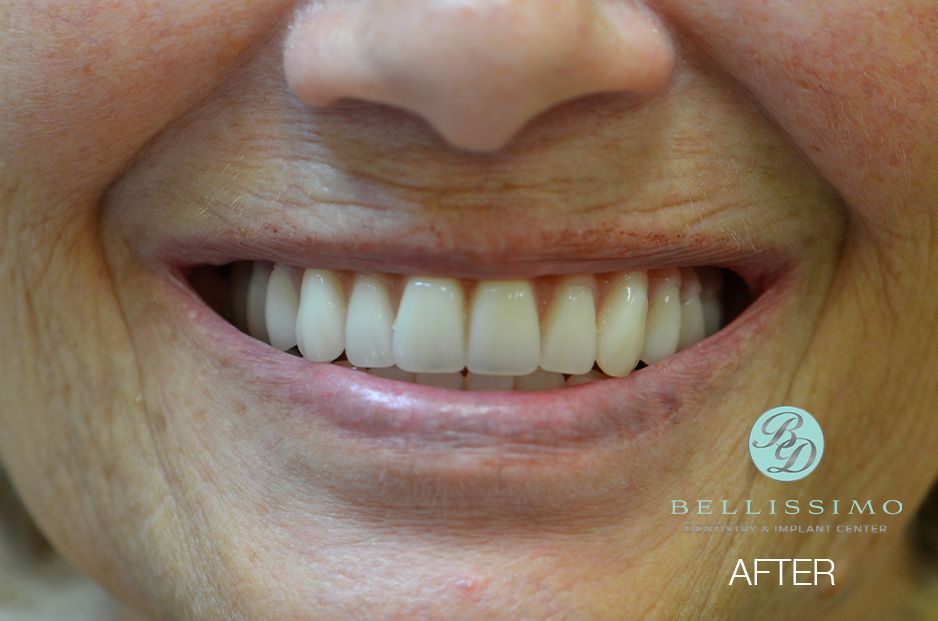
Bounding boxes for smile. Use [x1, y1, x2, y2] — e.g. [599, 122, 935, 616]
[207, 264, 732, 389]
[170, 239, 780, 453]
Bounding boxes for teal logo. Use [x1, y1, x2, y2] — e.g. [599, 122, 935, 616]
[749, 406, 823, 482]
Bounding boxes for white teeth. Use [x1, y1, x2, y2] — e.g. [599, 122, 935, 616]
[677, 268, 706, 350]
[231, 263, 729, 387]
[246, 262, 273, 342]
[265, 264, 303, 351]
[467, 280, 540, 375]
[515, 369, 565, 391]
[641, 269, 682, 364]
[295, 269, 347, 362]
[596, 271, 648, 377]
[393, 277, 465, 373]
[415, 372, 464, 390]
[345, 274, 395, 368]
[565, 370, 606, 387]
[540, 276, 597, 375]
[465, 373, 514, 391]
[367, 366, 417, 382]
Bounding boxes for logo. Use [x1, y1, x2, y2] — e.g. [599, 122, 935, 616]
[749, 406, 823, 482]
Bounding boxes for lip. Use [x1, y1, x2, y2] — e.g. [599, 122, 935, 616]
[158, 244, 792, 451]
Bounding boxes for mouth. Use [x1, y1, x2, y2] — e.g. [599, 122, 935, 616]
[192, 263, 747, 388]
[177, 251, 775, 447]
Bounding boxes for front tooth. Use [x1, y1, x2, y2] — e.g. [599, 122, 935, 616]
[641, 269, 682, 364]
[393, 277, 466, 373]
[465, 373, 514, 391]
[246, 262, 273, 342]
[596, 271, 648, 377]
[540, 276, 597, 375]
[467, 280, 540, 375]
[230, 262, 252, 333]
[345, 274, 395, 368]
[415, 373, 464, 390]
[515, 369, 565, 391]
[295, 269, 346, 362]
[565, 370, 606, 387]
[677, 268, 706, 350]
[368, 366, 417, 382]
[265, 264, 303, 351]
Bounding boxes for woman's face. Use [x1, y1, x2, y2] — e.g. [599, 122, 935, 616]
[1, 1, 936, 619]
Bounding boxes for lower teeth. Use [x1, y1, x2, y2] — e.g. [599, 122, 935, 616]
[325, 356, 606, 390]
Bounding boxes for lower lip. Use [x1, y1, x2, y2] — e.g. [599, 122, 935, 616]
[168, 267, 788, 450]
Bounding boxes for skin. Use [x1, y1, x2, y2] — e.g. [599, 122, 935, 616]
[1, 0, 937, 619]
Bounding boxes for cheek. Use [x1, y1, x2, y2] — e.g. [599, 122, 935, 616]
[658, 0, 938, 226]
[1, 0, 293, 206]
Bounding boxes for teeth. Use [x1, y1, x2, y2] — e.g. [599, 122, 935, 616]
[295, 269, 347, 362]
[393, 277, 466, 373]
[540, 276, 597, 375]
[596, 271, 648, 377]
[565, 370, 607, 387]
[345, 274, 395, 368]
[246, 262, 273, 342]
[641, 269, 682, 364]
[465, 373, 514, 391]
[415, 372, 464, 390]
[367, 366, 417, 382]
[515, 369, 565, 391]
[228, 264, 730, 388]
[677, 268, 706, 350]
[265, 264, 303, 351]
[467, 280, 540, 375]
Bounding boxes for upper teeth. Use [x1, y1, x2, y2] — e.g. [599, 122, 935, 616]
[229, 263, 724, 386]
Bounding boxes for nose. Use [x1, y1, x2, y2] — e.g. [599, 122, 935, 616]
[284, 0, 676, 152]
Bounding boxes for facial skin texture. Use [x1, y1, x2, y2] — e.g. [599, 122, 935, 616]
[1, 1, 937, 619]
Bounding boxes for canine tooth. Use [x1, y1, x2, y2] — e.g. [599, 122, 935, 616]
[393, 277, 466, 373]
[415, 373, 464, 390]
[464, 373, 514, 391]
[596, 271, 647, 377]
[565, 370, 606, 386]
[295, 269, 346, 362]
[467, 280, 540, 375]
[345, 274, 395, 368]
[246, 262, 273, 342]
[368, 366, 417, 382]
[230, 262, 252, 332]
[641, 269, 682, 364]
[540, 276, 597, 374]
[265, 264, 303, 351]
[515, 369, 565, 391]
[677, 268, 706, 350]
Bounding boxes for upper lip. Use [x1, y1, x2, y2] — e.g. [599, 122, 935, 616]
[129, 205, 788, 292]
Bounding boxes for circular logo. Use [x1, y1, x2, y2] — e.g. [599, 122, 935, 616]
[749, 406, 824, 482]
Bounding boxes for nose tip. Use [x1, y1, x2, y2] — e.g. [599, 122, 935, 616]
[284, 0, 676, 152]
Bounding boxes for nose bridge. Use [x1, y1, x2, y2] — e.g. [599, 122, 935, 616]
[284, 0, 675, 152]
